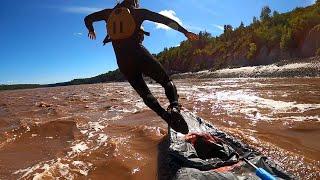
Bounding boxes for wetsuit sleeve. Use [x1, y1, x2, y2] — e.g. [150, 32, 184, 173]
[140, 9, 188, 34]
[84, 9, 112, 32]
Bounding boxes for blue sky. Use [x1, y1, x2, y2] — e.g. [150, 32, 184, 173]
[0, 0, 316, 84]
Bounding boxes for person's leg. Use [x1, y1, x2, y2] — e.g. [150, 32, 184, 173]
[115, 47, 168, 116]
[128, 74, 188, 134]
[128, 74, 167, 117]
[138, 46, 180, 108]
[116, 47, 188, 134]
[137, 46, 189, 134]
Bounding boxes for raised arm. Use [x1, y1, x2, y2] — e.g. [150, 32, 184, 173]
[140, 9, 188, 34]
[139, 9, 198, 40]
[84, 9, 112, 39]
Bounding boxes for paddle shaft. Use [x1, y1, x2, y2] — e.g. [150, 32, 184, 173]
[243, 158, 276, 180]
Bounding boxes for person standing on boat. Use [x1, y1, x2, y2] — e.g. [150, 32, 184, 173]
[84, 0, 198, 134]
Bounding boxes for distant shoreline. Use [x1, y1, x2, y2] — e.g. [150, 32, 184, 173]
[171, 56, 320, 79]
[1, 56, 319, 92]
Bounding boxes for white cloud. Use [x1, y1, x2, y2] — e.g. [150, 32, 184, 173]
[212, 24, 224, 31]
[155, 10, 183, 31]
[62, 7, 102, 14]
[73, 32, 83, 37]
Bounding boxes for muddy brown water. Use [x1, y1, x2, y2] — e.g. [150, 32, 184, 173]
[0, 78, 319, 179]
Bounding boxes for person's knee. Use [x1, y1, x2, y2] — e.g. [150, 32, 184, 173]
[164, 80, 175, 89]
[164, 81, 177, 95]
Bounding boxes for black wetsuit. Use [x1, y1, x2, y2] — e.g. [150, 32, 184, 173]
[84, 7, 188, 118]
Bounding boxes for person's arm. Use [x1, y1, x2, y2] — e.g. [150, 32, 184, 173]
[140, 9, 188, 34]
[140, 9, 198, 40]
[84, 9, 112, 39]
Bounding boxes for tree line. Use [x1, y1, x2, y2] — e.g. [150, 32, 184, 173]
[156, 3, 320, 73]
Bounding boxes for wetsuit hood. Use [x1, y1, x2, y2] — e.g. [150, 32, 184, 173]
[117, 0, 139, 8]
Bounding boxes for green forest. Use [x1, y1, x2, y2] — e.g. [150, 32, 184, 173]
[156, 2, 320, 72]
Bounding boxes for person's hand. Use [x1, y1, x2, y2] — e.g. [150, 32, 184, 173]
[185, 32, 199, 41]
[88, 31, 96, 40]
[185, 132, 221, 145]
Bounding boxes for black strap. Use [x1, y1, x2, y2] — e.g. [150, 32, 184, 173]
[103, 35, 112, 46]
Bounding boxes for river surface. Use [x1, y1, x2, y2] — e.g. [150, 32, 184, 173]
[0, 78, 319, 179]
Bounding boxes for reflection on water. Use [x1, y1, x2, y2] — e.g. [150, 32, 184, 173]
[0, 78, 319, 179]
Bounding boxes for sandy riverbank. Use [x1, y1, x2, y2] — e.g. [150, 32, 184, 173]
[172, 56, 320, 79]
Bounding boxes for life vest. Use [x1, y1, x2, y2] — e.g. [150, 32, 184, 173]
[107, 7, 136, 40]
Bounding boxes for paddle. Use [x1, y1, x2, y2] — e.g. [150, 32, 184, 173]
[243, 158, 276, 180]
